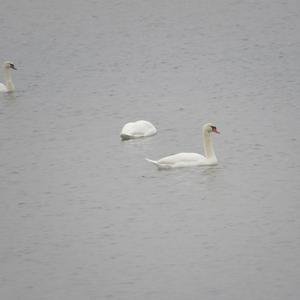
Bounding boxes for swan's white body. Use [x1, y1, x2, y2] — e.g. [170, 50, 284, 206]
[0, 83, 8, 92]
[0, 61, 16, 93]
[120, 120, 157, 140]
[146, 123, 220, 169]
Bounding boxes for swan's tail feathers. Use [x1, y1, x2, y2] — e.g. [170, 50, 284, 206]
[146, 158, 171, 170]
[120, 133, 132, 140]
[145, 158, 159, 166]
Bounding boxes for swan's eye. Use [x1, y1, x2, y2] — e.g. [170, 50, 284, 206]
[210, 125, 220, 134]
[10, 64, 16, 70]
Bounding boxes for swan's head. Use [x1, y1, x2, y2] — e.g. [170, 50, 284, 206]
[203, 123, 220, 134]
[4, 61, 17, 70]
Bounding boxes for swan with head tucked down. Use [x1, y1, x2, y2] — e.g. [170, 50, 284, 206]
[0, 61, 17, 93]
[146, 123, 220, 169]
[120, 120, 157, 140]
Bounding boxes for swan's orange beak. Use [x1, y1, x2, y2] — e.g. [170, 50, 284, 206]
[212, 127, 220, 134]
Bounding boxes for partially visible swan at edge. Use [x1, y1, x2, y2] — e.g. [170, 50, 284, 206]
[120, 120, 157, 140]
[146, 123, 220, 169]
[0, 61, 17, 93]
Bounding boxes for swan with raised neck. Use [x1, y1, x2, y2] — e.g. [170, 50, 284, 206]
[0, 61, 17, 93]
[203, 122, 218, 160]
[146, 122, 220, 169]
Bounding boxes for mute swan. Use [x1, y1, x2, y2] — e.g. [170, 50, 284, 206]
[0, 61, 17, 93]
[146, 123, 220, 169]
[120, 120, 157, 140]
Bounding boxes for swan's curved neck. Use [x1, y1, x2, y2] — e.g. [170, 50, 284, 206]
[4, 67, 15, 92]
[203, 130, 216, 159]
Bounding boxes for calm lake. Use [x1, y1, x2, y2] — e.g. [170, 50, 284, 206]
[1, 0, 299, 299]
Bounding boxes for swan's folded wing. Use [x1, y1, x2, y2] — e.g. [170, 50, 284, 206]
[133, 121, 156, 135]
[157, 153, 206, 165]
[121, 121, 156, 137]
[121, 122, 138, 135]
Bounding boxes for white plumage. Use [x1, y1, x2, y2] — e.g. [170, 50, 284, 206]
[146, 123, 220, 169]
[120, 120, 157, 140]
[0, 61, 17, 93]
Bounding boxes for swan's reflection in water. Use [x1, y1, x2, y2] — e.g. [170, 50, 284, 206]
[3, 92, 17, 101]
[201, 166, 219, 177]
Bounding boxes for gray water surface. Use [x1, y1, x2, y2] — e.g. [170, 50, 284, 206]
[1, 1, 300, 299]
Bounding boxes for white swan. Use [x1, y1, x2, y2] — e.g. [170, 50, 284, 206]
[0, 61, 17, 93]
[146, 123, 220, 169]
[120, 120, 157, 140]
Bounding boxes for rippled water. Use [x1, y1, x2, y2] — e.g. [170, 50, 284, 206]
[1, 0, 299, 299]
